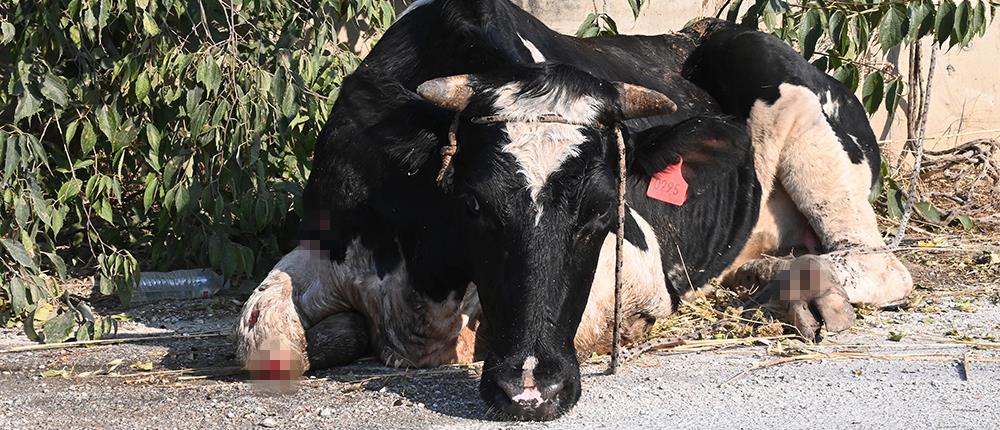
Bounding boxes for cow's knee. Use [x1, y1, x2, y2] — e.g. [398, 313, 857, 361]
[305, 312, 371, 369]
[829, 252, 913, 306]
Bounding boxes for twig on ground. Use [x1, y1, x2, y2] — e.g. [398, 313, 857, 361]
[720, 348, 997, 387]
[0, 332, 229, 354]
[962, 351, 973, 382]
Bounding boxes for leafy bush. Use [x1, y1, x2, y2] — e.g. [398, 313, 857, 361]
[725, 0, 997, 113]
[0, 0, 395, 330]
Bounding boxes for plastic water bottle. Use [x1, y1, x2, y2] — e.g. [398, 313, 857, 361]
[132, 269, 227, 303]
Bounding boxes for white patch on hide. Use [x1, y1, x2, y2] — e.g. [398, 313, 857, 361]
[821, 90, 839, 120]
[575, 209, 673, 352]
[398, 0, 434, 18]
[492, 83, 600, 209]
[517, 33, 547, 63]
[736, 82, 913, 305]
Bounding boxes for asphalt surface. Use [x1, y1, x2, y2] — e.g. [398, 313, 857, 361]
[1, 257, 998, 429]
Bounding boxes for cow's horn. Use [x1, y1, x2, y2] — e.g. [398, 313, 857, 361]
[417, 75, 475, 112]
[615, 82, 677, 119]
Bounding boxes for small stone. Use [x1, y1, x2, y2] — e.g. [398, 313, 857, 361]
[260, 418, 277, 428]
[226, 412, 237, 419]
[393, 399, 404, 407]
[415, 403, 425, 408]
[378, 387, 388, 394]
[319, 408, 333, 418]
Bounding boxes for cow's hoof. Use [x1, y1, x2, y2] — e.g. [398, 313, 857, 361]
[772, 255, 855, 340]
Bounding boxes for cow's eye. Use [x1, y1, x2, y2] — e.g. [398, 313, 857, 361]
[463, 194, 480, 216]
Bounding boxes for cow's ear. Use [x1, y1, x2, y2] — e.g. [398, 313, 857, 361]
[613, 83, 677, 119]
[631, 116, 751, 192]
[417, 75, 476, 111]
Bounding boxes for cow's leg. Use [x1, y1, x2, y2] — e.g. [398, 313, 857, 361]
[304, 312, 371, 369]
[731, 83, 913, 336]
[236, 247, 370, 378]
[236, 242, 482, 375]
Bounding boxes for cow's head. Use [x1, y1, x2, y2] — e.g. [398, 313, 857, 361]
[417, 64, 675, 420]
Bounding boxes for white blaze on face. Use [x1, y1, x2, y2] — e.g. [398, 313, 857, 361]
[492, 83, 600, 219]
[512, 355, 543, 404]
[517, 33, 547, 63]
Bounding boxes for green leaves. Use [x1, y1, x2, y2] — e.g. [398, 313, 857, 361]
[0, 21, 13, 44]
[798, 8, 822, 59]
[861, 71, 885, 115]
[1, 239, 38, 272]
[935, 0, 957, 44]
[42, 311, 76, 344]
[40, 74, 69, 108]
[575, 12, 620, 38]
[197, 56, 223, 95]
[627, 0, 644, 19]
[80, 120, 97, 154]
[879, 4, 909, 52]
[908, 0, 936, 41]
[14, 87, 41, 123]
[884, 79, 903, 114]
[56, 179, 82, 203]
[142, 13, 160, 36]
[724, 0, 995, 118]
[0, 0, 355, 332]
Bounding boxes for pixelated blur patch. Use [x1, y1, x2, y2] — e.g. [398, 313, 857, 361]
[778, 257, 831, 302]
[247, 338, 304, 393]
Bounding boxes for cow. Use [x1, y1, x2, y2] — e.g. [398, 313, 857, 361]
[234, 0, 913, 421]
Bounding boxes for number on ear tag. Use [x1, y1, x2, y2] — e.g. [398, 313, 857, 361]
[646, 157, 688, 206]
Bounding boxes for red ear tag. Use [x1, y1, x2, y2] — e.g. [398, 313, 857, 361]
[646, 157, 688, 206]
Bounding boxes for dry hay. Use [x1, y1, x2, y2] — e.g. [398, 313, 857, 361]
[907, 138, 1000, 232]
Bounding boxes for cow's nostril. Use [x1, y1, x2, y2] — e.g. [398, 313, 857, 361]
[496, 378, 566, 421]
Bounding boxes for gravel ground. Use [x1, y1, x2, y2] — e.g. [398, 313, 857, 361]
[1, 256, 998, 429]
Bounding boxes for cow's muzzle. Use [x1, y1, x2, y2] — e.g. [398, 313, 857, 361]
[483, 355, 579, 421]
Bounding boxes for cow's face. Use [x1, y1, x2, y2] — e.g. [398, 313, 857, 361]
[418, 64, 673, 421]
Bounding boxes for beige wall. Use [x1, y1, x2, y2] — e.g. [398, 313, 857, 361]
[512, 0, 1000, 158]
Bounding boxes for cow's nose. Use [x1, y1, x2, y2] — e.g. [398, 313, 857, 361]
[496, 378, 565, 420]
[493, 356, 567, 420]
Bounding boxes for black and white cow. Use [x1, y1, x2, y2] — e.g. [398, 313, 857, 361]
[235, 0, 913, 421]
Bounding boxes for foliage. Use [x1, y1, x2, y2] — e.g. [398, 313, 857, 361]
[726, 0, 998, 114]
[0, 0, 396, 337]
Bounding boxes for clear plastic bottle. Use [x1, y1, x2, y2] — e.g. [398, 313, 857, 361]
[132, 269, 227, 303]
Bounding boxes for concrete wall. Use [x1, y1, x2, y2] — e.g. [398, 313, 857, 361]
[511, 0, 1000, 158]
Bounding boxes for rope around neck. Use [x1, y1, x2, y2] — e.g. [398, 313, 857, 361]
[438, 113, 627, 374]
